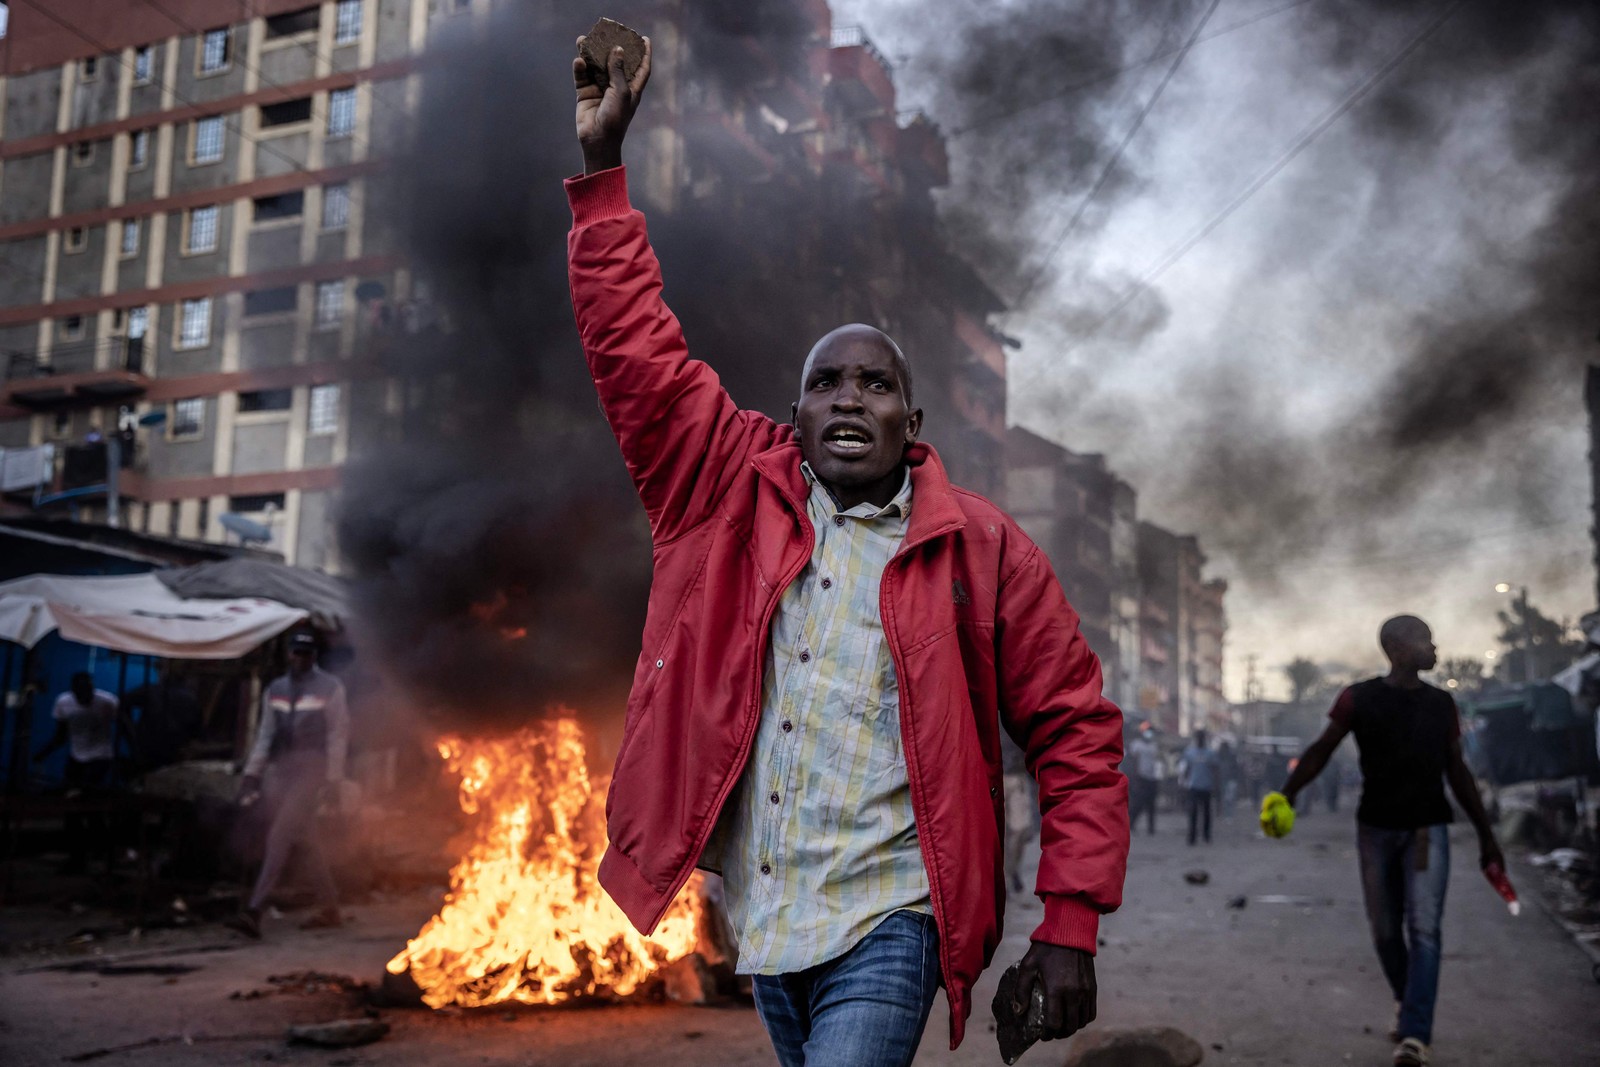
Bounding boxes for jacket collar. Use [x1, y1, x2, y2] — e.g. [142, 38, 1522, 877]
[752, 439, 967, 550]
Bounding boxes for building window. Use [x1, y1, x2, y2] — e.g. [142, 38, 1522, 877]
[133, 46, 153, 84]
[238, 388, 293, 413]
[229, 492, 285, 514]
[199, 28, 231, 74]
[129, 128, 149, 168]
[184, 205, 219, 253]
[59, 315, 85, 341]
[252, 191, 304, 223]
[80, 56, 98, 81]
[315, 280, 345, 329]
[191, 116, 224, 164]
[64, 226, 88, 253]
[243, 286, 297, 317]
[259, 97, 313, 129]
[334, 0, 363, 44]
[265, 6, 319, 39]
[321, 182, 351, 230]
[177, 297, 211, 348]
[124, 306, 149, 372]
[171, 398, 205, 439]
[120, 218, 141, 257]
[327, 87, 356, 137]
[71, 140, 95, 166]
[309, 383, 341, 435]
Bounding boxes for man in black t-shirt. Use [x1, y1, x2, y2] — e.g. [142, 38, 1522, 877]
[1278, 616, 1502, 1067]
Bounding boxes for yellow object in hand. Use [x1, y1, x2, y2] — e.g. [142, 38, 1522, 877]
[1260, 792, 1295, 838]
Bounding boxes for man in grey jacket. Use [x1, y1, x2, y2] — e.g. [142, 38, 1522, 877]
[228, 631, 349, 937]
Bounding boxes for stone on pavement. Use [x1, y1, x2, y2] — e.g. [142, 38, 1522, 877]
[1063, 1025, 1204, 1067]
[286, 1018, 391, 1048]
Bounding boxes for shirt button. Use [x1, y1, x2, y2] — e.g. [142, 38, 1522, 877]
[655, 659, 664, 669]
[781, 720, 793, 733]
[820, 577, 832, 589]
[990, 785, 1000, 798]
[833, 515, 845, 527]
[799, 650, 810, 663]
[760, 863, 771, 875]
[769, 792, 780, 805]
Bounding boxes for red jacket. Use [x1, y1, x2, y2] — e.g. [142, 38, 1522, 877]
[567, 168, 1128, 1048]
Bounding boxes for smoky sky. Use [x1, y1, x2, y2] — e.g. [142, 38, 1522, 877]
[840, 0, 1596, 593]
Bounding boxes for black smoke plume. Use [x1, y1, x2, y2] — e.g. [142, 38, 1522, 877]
[338, 2, 953, 728]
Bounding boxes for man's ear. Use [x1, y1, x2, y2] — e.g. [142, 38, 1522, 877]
[905, 407, 923, 444]
[791, 401, 799, 428]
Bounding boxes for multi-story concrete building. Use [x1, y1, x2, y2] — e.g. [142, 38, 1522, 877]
[1006, 426, 1142, 712]
[1007, 427, 1113, 657]
[1137, 520, 1181, 733]
[0, 0, 424, 568]
[1137, 520, 1227, 736]
[0, 0, 1010, 567]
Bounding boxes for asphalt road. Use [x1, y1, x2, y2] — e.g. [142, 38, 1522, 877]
[3, 803, 1596, 1066]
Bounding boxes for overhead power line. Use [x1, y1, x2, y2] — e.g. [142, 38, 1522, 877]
[1058, 0, 1465, 336]
[1013, 0, 1224, 308]
[948, 0, 1321, 138]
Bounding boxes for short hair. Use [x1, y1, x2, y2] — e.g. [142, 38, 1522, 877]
[1378, 614, 1430, 649]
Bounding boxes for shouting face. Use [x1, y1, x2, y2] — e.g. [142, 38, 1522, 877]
[792, 325, 922, 511]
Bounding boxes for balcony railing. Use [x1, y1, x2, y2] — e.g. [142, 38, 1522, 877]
[830, 25, 893, 74]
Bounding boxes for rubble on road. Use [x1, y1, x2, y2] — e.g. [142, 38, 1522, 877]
[1183, 870, 1210, 885]
[286, 1017, 391, 1048]
[230, 969, 368, 1000]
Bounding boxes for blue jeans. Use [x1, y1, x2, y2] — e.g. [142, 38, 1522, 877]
[751, 910, 941, 1067]
[1357, 823, 1449, 1044]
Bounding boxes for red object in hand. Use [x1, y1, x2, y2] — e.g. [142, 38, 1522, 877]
[1483, 861, 1521, 916]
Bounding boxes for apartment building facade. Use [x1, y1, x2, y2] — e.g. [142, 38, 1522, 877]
[0, 0, 432, 568]
[0, 0, 1012, 566]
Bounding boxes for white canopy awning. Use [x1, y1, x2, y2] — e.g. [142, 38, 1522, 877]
[0, 573, 308, 659]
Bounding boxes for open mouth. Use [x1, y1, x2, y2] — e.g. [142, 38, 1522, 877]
[823, 425, 873, 456]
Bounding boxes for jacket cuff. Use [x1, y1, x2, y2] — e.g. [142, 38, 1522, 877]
[566, 166, 632, 227]
[1031, 895, 1101, 954]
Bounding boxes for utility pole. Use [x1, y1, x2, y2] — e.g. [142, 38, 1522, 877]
[1519, 585, 1534, 683]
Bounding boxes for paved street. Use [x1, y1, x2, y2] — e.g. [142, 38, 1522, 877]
[3, 806, 1597, 1066]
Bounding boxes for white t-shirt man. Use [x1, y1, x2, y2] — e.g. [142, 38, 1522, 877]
[52, 689, 119, 762]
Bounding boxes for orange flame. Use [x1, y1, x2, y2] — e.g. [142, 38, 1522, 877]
[386, 717, 701, 1007]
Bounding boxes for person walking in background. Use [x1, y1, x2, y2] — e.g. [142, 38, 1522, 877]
[1126, 723, 1161, 835]
[1216, 739, 1239, 818]
[33, 671, 127, 873]
[1180, 729, 1218, 846]
[228, 632, 349, 938]
[1264, 615, 1505, 1067]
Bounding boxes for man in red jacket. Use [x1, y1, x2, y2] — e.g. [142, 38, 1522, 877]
[569, 39, 1128, 1063]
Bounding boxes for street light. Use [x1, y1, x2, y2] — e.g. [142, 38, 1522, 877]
[1494, 582, 1512, 594]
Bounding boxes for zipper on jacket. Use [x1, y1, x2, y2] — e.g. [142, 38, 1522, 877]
[646, 500, 816, 933]
[878, 551, 960, 1031]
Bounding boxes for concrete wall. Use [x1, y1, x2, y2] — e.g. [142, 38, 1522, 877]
[232, 417, 291, 474]
[2, 69, 62, 141]
[0, 153, 55, 224]
[0, 236, 49, 305]
[53, 225, 109, 301]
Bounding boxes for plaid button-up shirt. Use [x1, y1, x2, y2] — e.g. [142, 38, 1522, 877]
[711, 462, 931, 975]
